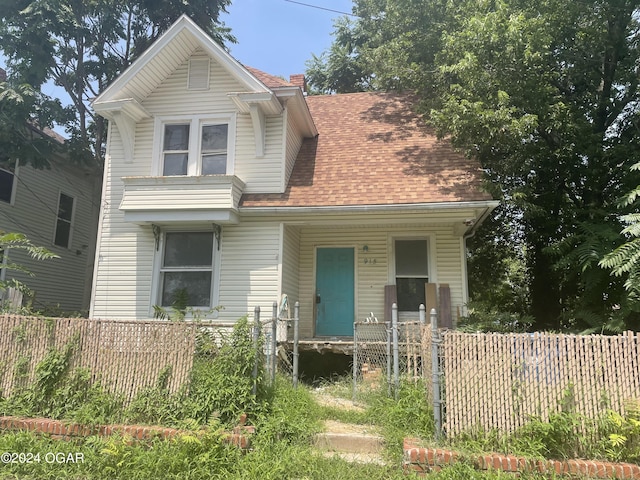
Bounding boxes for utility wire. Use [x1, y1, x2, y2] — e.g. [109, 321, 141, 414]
[283, 0, 357, 17]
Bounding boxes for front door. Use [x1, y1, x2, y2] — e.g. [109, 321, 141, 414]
[315, 247, 355, 336]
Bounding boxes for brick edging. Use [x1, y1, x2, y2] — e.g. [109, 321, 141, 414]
[0, 416, 254, 449]
[403, 438, 640, 479]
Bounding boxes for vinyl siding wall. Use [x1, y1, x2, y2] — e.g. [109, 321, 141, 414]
[0, 161, 100, 312]
[281, 224, 301, 306]
[284, 109, 304, 188]
[295, 225, 465, 338]
[217, 221, 281, 322]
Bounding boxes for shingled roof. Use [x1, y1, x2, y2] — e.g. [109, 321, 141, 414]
[243, 66, 294, 89]
[240, 92, 491, 208]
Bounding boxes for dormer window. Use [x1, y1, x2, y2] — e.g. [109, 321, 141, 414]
[153, 114, 235, 177]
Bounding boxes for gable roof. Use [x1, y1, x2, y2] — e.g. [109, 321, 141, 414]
[241, 92, 492, 208]
[93, 15, 271, 107]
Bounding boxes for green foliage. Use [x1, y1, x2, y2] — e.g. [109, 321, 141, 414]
[184, 317, 266, 425]
[458, 306, 533, 333]
[0, 0, 235, 168]
[366, 379, 435, 460]
[0, 80, 67, 169]
[598, 400, 640, 463]
[0, 231, 59, 312]
[253, 375, 322, 445]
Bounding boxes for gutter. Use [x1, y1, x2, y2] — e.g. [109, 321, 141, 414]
[239, 200, 500, 216]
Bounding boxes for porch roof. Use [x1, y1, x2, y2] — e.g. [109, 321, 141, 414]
[240, 92, 493, 208]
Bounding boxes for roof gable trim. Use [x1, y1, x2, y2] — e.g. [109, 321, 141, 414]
[93, 15, 270, 105]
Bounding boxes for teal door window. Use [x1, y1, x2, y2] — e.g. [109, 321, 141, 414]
[315, 247, 355, 336]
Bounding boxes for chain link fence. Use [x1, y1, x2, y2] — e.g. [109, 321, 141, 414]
[352, 306, 436, 401]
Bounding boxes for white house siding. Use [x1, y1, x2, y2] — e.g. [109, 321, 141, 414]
[295, 224, 465, 338]
[141, 52, 284, 193]
[217, 221, 281, 322]
[91, 124, 156, 319]
[283, 109, 303, 189]
[281, 224, 301, 307]
[0, 161, 100, 312]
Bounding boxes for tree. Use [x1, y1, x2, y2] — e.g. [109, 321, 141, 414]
[599, 161, 640, 323]
[0, 0, 234, 170]
[309, 0, 640, 331]
[0, 76, 69, 170]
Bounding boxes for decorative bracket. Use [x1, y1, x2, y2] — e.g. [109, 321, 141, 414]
[213, 224, 222, 250]
[152, 224, 161, 251]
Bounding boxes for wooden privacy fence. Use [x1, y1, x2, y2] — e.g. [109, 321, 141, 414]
[440, 330, 640, 436]
[0, 315, 197, 402]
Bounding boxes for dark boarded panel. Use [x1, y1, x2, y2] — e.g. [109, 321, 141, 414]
[439, 284, 453, 328]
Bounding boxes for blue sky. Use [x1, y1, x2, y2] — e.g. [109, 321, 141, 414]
[222, 0, 354, 78]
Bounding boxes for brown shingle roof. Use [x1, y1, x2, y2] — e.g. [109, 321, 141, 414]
[241, 92, 492, 208]
[243, 66, 294, 89]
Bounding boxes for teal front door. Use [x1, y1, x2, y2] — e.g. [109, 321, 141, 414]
[315, 247, 355, 336]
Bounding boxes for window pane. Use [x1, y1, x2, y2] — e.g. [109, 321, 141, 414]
[58, 193, 74, 221]
[163, 124, 190, 150]
[202, 154, 227, 175]
[54, 220, 71, 247]
[163, 232, 213, 267]
[163, 153, 188, 175]
[161, 271, 212, 307]
[0, 169, 14, 203]
[395, 240, 428, 276]
[397, 278, 427, 311]
[201, 124, 227, 151]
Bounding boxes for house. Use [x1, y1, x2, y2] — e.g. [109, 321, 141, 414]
[0, 70, 101, 312]
[89, 15, 498, 337]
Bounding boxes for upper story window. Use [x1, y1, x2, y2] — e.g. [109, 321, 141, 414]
[154, 115, 235, 177]
[0, 164, 17, 204]
[54, 192, 75, 248]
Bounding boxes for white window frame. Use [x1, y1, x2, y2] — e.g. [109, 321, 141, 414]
[0, 162, 18, 205]
[152, 114, 236, 177]
[150, 227, 222, 316]
[388, 235, 436, 313]
[53, 191, 76, 249]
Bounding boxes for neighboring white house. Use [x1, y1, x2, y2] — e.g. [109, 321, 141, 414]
[90, 15, 498, 337]
[0, 129, 101, 313]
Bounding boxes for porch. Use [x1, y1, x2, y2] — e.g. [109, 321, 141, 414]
[278, 219, 466, 342]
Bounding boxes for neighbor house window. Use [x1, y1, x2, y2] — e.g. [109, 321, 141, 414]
[160, 232, 215, 308]
[0, 165, 16, 204]
[395, 239, 429, 311]
[54, 193, 75, 248]
[155, 115, 234, 177]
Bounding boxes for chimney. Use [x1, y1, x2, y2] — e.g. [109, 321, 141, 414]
[0, 68, 6, 82]
[289, 74, 307, 94]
